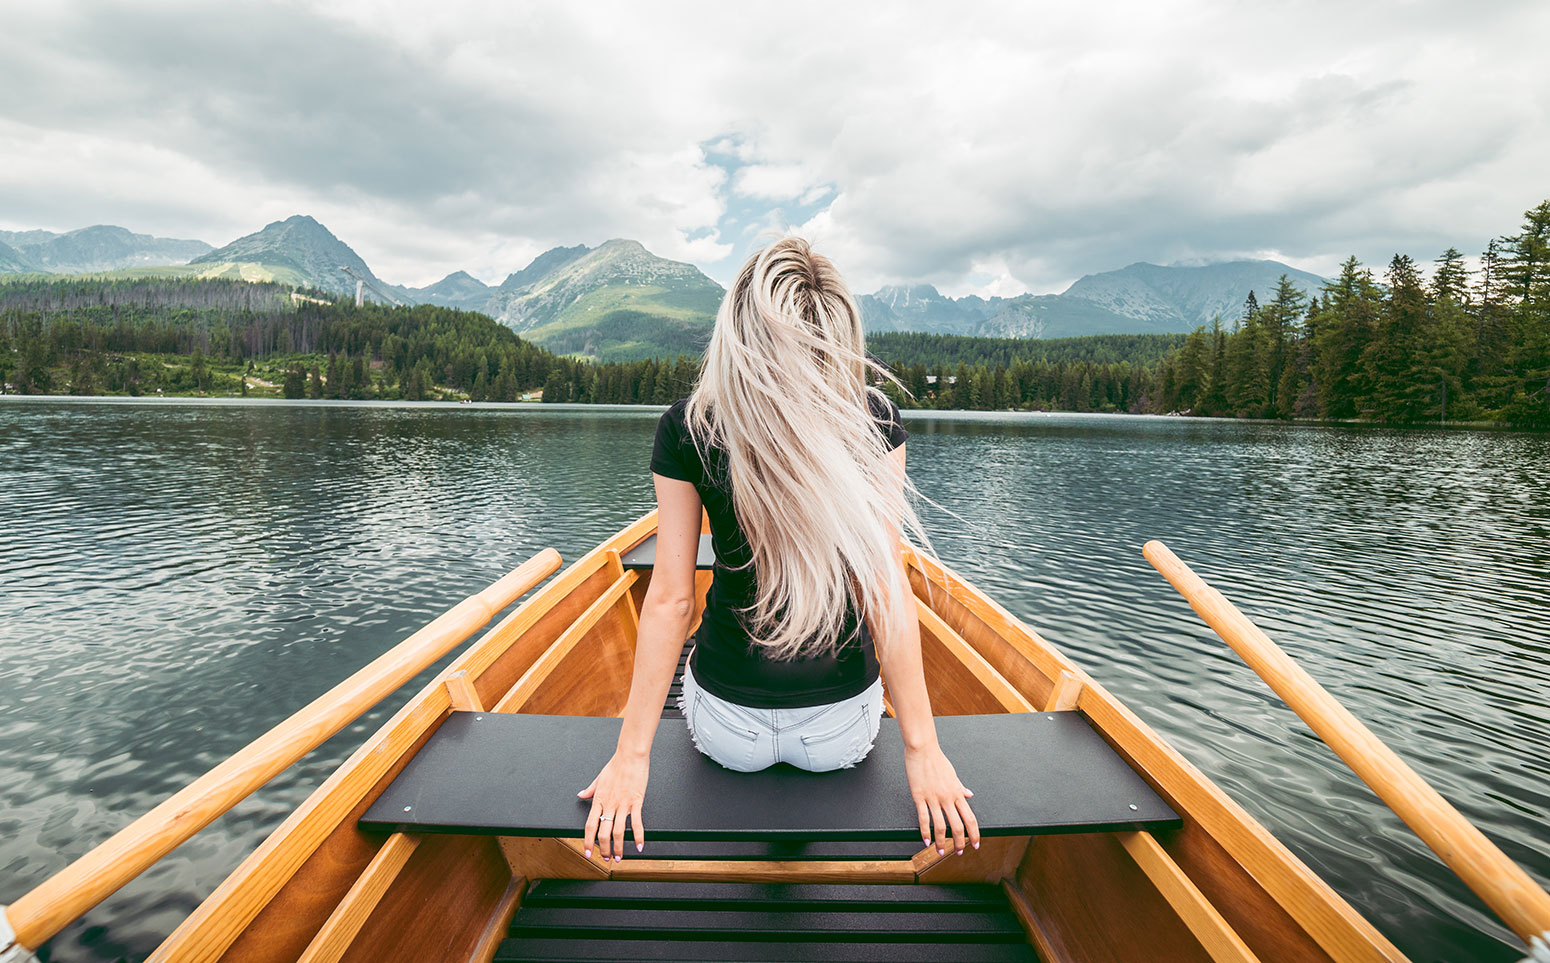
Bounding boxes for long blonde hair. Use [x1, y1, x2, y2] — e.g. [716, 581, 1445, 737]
[684, 235, 941, 661]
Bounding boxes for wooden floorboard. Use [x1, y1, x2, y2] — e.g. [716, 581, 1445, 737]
[495, 937, 1036, 962]
[510, 907, 1024, 941]
[496, 878, 1037, 963]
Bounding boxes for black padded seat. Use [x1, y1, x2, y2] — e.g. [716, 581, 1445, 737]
[360, 710, 1179, 840]
[619, 532, 717, 570]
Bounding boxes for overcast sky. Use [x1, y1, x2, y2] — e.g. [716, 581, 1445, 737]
[2, 1, 1547, 296]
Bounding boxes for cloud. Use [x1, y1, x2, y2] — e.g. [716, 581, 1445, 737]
[732, 164, 824, 202]
[1, 0, 1546, 293]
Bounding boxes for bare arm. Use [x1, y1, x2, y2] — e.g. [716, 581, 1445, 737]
[870, 442, 980, 855]
[577, 473, 703, 862]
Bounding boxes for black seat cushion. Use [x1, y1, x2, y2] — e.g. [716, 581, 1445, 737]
[360, 711, 1178, 840]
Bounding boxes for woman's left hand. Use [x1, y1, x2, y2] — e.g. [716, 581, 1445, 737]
[904, 742, 978, 856]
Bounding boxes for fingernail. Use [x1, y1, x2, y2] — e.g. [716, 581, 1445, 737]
[637, 843, 644, 852]
[956, 849, 963, 856]
[613, 855, 620, 862]
[584, 849, 591, 858]
[938, 848, 945, 855]
[973, 841, 980, 850]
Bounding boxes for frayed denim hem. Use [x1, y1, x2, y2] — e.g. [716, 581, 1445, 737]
[833, 731, 878, 770]
[677, 684, 711, 758]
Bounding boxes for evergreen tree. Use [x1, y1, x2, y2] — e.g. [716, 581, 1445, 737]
[1313, 257, 1380, 419]
[1360, 254, 1430, 421]
[495, 367, 517, 403]
[1470, 238, 1514, 411]
[1429, 289, 1475, 421]
[1225, 308, 1269, 416]
[1431, 248, 1470, 304]
[542, 369, 568, 403]
[326, 352, 343, 399]
[1202, 318, 1228, 415]
[1500, 200, 1550, 425]
[282, 365, 306, 399]
[1258, 276, 1307, 417]
[190, 349, 210, 393]
[20, 337, 51, 393]
[402, 366, 423, 402]
[1172, 326, 1209, 412]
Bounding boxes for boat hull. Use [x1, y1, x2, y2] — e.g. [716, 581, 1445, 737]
[143, 511, 1408, 963]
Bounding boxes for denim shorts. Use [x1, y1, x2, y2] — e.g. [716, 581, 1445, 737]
[678, 660, 885, 773]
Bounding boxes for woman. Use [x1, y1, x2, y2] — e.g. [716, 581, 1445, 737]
[578, 235, 978, 865]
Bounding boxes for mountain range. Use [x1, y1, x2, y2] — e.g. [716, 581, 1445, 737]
[857, 258, 1327, 338]
[0, 225, 211, 274]
[0, 215, 1329, 358]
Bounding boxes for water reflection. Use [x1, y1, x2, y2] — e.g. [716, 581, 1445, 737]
[1, 399, 1546, 962]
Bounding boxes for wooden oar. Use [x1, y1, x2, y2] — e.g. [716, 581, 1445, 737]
[0, 548, 562, 959]
[1143, 540, 1550, 954]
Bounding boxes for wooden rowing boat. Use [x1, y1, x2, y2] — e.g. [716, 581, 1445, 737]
[3, 511, 1547, 962]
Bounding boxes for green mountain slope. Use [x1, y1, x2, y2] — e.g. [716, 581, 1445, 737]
[76, 261, 316, 287]
[487, 239, 723, 360]
[498, 245, 589, 292]
[189, 214, 398, 301]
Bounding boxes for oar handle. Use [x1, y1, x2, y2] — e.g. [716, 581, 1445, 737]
[1143, 539, 1550, 948]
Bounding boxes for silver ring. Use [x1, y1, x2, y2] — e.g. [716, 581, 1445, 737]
[598, 814, 614, 822]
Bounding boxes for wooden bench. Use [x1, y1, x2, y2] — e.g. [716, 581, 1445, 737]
[359, 711, 1179, 840]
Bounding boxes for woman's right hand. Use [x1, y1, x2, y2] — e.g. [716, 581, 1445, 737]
[576, 749, 649, 861]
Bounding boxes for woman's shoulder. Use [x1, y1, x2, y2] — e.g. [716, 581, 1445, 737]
[664, 397, 690, 416]
[657, 399, 693, 444]
[652, 398, 700, 481]
[865, 389, 908, 449]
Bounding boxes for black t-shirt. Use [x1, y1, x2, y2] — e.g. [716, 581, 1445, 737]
[650, 392, 910, 709]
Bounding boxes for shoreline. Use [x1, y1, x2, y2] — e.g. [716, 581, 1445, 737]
[0, 393, 1537, 433]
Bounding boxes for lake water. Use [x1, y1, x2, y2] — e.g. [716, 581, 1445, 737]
[1, 397, 1546, 962]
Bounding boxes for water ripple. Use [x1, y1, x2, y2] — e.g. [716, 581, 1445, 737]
[1, 400, 1546, 962]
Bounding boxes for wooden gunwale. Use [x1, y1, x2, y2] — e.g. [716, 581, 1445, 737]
[145, 512, 660, 962]
[901, 543, 1408, 963]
